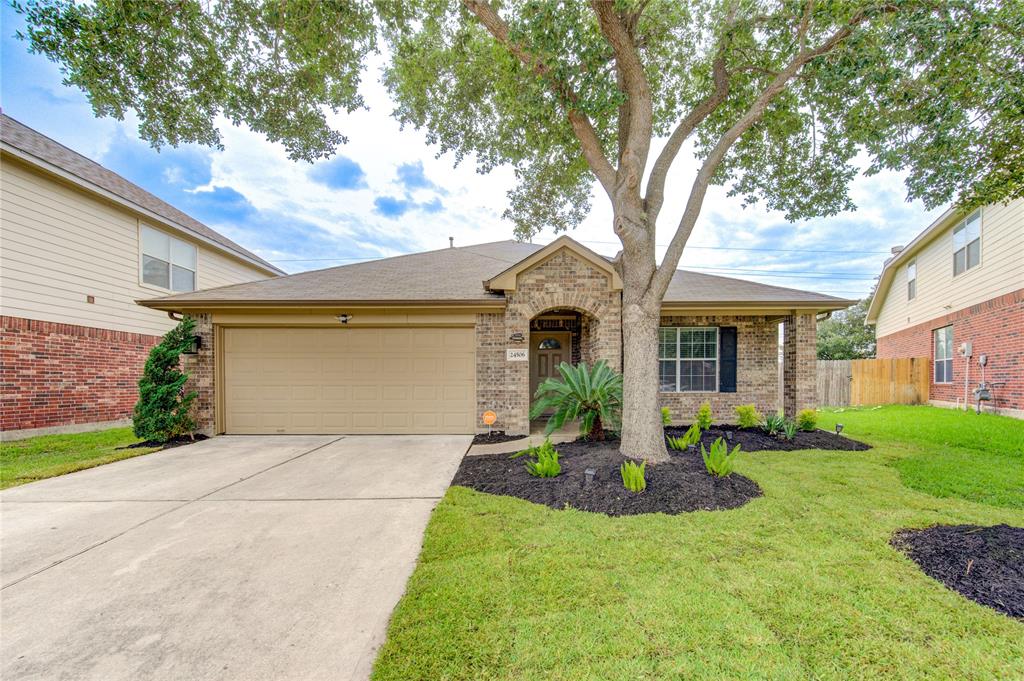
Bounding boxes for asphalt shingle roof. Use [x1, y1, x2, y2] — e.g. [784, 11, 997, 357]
[0, 113, 281, 274]
[139, 239, 850, 309]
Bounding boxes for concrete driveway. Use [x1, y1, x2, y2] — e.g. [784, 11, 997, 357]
[0, 434, 470, 681]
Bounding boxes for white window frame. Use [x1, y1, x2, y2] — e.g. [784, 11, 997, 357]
[952, 210, 981, 276]
[933, 325, 954, 384]
[139, 224, 197, 292]
[906, 260, 917, 300]
[658, 326, 719, 393]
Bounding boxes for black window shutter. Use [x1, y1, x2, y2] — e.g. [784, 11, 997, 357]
[719, 327, 737, 393]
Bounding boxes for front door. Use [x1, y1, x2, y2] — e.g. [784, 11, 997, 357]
[530, 332, 571, 400]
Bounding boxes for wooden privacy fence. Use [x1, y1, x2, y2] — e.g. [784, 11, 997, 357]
[817, 360, 851, 406]
[817, 357, 930, 406]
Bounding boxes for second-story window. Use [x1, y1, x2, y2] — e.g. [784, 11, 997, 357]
[952, 211, 981, 276]
[907, 260, 917, 300]
[141, 225, 197, 292]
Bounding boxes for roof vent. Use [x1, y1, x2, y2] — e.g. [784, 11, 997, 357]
[449, 236, 454, 249]
[890, 245, 904, 255]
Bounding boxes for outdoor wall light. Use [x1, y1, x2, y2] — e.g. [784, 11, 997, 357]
[336, 314, 352, 324]
[183, 334, 202, 355]
[509, 331, 525, 343]
[835, 423, 844, 435]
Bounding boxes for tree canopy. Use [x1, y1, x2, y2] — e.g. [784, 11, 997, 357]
[817, 297, 876, 360]
[16, 0, 1024, 241]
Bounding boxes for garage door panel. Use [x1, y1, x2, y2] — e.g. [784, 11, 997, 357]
[224, 326, 476, 434]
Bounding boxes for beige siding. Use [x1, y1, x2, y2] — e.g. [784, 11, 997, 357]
[0, 157, 272, 337]
[875, 199, 1024, 337]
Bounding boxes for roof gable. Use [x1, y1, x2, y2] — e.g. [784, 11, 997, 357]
[483, 235, 622, 292]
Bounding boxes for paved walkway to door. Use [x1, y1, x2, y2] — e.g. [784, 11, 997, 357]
[0, 434, 470, 681]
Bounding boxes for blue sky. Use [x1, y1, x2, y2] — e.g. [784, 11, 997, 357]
[1, 3, 946, 297]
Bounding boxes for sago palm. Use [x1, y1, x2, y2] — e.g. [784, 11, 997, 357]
[530, 360, 623, 441]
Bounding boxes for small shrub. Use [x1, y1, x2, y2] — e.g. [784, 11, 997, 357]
[661, 406, 672, 426]
[512, 439, 561, 477]
[735, 404, 762, 429]
[763, 413, 786, 436]
[782, 419, 798, 441]
[667, 422, 702, 451]
[620, 459, 647, 492]
[796, 409, 818, 432]
[530, 360, 622, 440]
[133, 317, 198, 443]
[695, 401, 713, 430]
[701, 437, 741, 477]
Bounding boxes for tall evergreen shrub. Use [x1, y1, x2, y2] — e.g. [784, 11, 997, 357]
[132, 317, 198, 443]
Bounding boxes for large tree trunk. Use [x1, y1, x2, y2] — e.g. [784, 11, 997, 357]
[619, 299, 669, 463]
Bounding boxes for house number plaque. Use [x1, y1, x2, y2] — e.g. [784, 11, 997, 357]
[506, 348, 528, 361]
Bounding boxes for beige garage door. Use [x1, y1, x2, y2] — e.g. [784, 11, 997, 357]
[223, 327, 476, 434]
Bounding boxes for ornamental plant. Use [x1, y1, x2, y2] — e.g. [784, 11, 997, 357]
[701, 438, 741, 478]
[797, 409, 818, 432]
[667, 423, 702, 451]
[512, 438, 561, 478]
[763, 413, 787, 437]
[620, 459, 647, 493]
[782, 420, 798, 441]
[735, 405, 763, 429]
[695, 402, 713, 431]
[661, 406, 672, 426]
[530, 361, 622, 441]
[132, 317, 198, 443]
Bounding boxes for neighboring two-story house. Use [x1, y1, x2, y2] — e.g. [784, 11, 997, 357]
[0, 115, 283, 440]
[867, 199, 1023, 417]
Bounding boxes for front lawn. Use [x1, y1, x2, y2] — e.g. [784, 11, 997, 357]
[372, 405, 1024, 680]
[0, 428, 160, 490]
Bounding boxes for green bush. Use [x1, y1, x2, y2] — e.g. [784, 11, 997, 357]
[132, 317, 198, 443]
[701, 437, 741, 477]
[735, 404, 762, 429]
[696, 401, 713, 430]
[620, 459, 647, 492]
[668, 422, 702, 451]
[763, 413, 786, 436]
[530, 361, 622, 440]
[661, 406, 672, 426]
[797, 409, 818, 432]
[512, 438, 561, 478]
[782, 420, 798, 441]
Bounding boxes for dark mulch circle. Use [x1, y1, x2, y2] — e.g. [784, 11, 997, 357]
[664, 424, 870, 452]
[453, 439, 761, 516]
[118, 434, 210, 451]
[891, 524, 1024, 619]
[471, 431, 528, 446]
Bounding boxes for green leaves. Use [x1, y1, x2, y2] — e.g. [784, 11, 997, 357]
[620, 458, 647, 492]
[817, 298, 876, 360]
[530, 360, 623, 439]
[513, 438, 562, 478]
[132, 317, 198, 443]
[668, 422, 702, 451]
[735, 404, 763, 429]
[701, 437, 740, 478]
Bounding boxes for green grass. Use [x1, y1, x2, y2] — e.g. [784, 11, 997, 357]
[372, 406, 1024, 680]
[0, 428, 161, 489]
[819, 405, 1024, 509]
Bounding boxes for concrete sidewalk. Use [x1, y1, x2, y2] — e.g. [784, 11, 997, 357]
[1, 434, 470, 681]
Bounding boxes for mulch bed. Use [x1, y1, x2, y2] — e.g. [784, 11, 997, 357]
[664, 424, 870, 452]
[453, 439, 761, 516]
[118, 434, 210, 451]
[892, 524, 1024, 619]
[471, 431, 528, 445]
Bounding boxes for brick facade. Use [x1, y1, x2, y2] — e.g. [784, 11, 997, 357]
[476, 249, 623, 434]
[181, 313, 217, 436]
[782, 313, 818, 417]
[658, 315, 781, 422]
[0, 315, 160, 434]
[876, 289, 1023, 412]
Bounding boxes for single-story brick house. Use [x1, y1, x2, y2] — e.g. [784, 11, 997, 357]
[140, 236, 851, 435]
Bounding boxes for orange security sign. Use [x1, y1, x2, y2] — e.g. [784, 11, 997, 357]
[482, 410, 497, 426]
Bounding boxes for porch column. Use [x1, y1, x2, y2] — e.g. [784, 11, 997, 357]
[181, 312, 216, 436]
[782, 312, 817, 417]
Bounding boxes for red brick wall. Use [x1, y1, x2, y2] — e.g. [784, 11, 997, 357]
[0, 316, 160, 433]
[875, 290, 1023, 410]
